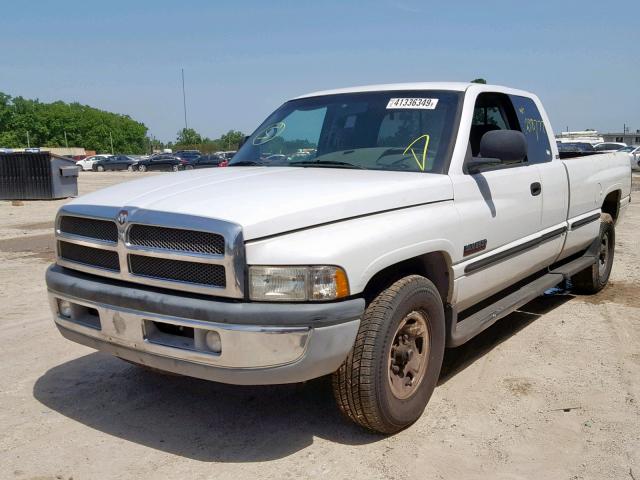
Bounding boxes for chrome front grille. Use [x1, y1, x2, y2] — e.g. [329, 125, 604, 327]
[54, 207, 244, 298]
[59, 216, 118, 243]
[58, 241, 120, 271]
[128, 224, 225, 255]
[128, 255, 226, 287]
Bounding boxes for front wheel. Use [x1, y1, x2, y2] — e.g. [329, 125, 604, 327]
[127, 165, 134, 172]
[138, 164, 147, 172]
[571, 213, 615, 294]
[332, 275, 445, 434]
[96, 165, 104, 172]
[172, 164, 180, 172]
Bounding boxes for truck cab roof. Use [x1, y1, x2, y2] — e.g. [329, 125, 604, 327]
[295, 82, 536, 100]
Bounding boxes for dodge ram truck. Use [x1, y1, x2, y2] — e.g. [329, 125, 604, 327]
[46, 82, 631, 433]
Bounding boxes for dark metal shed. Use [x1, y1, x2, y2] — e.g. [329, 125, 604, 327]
[0, 152, 80, 200]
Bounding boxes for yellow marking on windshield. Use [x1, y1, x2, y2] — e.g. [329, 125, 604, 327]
[403, 134, 430, 171]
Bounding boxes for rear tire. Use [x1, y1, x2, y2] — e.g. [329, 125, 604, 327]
[97, 165, 104, 172]
[127, 165, 134, 172]
[571, 213, 615, 294]
[138, 164, 147, 172]
[172, 164, 180, 172]
[332, 275, 445, 434]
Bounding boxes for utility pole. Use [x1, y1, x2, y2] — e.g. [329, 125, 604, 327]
[109, 131, 114, 155]
[64, 131, 69, 149]
[181, 68, 188, 130]
[26, 131, 30, 148]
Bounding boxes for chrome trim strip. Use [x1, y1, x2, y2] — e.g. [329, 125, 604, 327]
[123, 243, 224, 263]
[56, 234, 119, 251]
[55, 205, 246, 298]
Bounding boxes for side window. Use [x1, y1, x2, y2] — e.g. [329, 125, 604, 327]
[509, 95, 552, 164]
[469, 92, 519, 157]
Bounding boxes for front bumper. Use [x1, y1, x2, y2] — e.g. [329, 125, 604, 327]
[46, 265, 363, 385]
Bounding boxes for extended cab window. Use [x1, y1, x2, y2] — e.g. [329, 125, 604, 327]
[509, 95, 552, 164]
[230, 90, 462, 173]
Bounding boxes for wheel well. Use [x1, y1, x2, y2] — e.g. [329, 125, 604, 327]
[602, 190, 621, 222]
[363, 252, 452, 305]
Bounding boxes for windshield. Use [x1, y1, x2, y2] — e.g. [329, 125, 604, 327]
[230, 90, 462, 173]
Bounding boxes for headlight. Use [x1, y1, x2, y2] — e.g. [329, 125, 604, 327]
[249, 266, 349, 302]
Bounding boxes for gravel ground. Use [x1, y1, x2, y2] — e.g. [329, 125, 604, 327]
[0, 171, 638, 480]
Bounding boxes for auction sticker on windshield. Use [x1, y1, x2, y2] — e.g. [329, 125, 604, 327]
[386, 98, 439, 109]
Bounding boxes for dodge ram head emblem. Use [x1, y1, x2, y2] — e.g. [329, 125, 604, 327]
[116, 210, 128, 225]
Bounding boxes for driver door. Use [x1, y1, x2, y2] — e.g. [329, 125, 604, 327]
[453, 92, 545, 311]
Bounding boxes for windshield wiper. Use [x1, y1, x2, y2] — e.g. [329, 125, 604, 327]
[229, 160, 262, 166]
[289, 160, 364, 169]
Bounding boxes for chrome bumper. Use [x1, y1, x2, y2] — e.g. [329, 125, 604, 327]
[46, 266, 363, 385]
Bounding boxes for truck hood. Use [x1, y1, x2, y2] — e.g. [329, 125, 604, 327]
[69, 167, 453, 240]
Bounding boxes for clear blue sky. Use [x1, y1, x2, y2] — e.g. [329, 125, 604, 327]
[2, 0, 638, 141]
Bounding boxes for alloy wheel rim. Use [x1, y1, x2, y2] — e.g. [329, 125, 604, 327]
[388, 310, 430, 399]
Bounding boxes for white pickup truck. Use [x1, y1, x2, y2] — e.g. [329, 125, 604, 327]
[46, 82, 631, 433]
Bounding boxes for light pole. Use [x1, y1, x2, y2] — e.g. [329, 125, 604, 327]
[109, 131, 114, 155]
[26, 131, 30, 148]
[182, 68, 188, 130]
[64, 131, 69, 149]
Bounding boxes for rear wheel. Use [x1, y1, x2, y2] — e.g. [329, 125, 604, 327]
[172, 164, 180, 172]
[571, 213, 615, 294]
[138, 164, 147, 172]
[96, 165, 104, 172]
[185, 165, 194, 170]
[127, 165, 134, 172]
[332, 275, 445, 434]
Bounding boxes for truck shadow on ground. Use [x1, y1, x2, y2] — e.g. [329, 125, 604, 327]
[33, 290, 575, 462]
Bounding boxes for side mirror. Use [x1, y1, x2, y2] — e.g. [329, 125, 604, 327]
[467, 129, 527, 174]
[480, 129, 527, 163]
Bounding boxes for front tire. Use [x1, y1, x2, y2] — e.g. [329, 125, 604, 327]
[96, 165, 104, 172]
[138, 164, 147, 172]
[571, 213, 615, 294]
[172, 164, 180, 172]
[332, 275, 445, 434]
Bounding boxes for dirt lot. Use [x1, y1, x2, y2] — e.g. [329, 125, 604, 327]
[0, 171, 638, 480]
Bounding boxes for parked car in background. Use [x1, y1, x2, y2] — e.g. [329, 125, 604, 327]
[263, 154, 289, 165]
[218, 150, 237, 161]
[135, 153, 188, 172]
[92, 155, 138, 172]
[76, 154, 112, 171]
[174, 150, 202, 163]
[618, 145, 640, 171]
[187, 153, 226, 169]
[593, 142, 626, 153]
[556, 142, 598, 159]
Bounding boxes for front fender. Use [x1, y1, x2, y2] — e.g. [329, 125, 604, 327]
[245, 201, 460, 295]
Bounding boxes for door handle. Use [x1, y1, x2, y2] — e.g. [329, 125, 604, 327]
[530, 182, 542, 196]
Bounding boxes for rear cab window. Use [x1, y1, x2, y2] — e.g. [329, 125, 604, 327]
[508, 95, 552, 164]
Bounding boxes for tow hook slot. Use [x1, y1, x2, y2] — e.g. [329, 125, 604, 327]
[142, 319, 222, 355]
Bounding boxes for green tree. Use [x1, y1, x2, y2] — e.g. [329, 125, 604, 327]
[218, 130, 245, 150]
[176, 127, 204, 145]
[0, 91, 149, 153]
